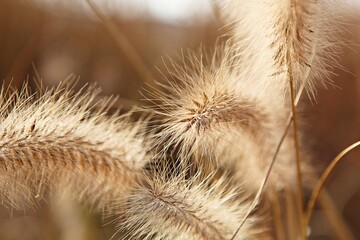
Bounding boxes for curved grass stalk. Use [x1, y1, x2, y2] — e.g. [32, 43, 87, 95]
[304, 141, 360, 231]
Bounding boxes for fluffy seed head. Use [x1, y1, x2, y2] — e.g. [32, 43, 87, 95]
[121, 168, 270, 240]
[218, 0, 342, 97]
[0, 80, 151, 210]
[149, 48, 270, 166]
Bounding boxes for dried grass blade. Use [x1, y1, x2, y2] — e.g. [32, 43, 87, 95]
[304, 141, 360, 231]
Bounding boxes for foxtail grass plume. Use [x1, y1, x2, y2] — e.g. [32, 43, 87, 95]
[0, 0, 348, 238]
[149, 47, 311, 192]
[0, 80, 150, 211]
[121, 167, 271, 240]
[149, 48, 266, 162]
[218, 0, 341, 97]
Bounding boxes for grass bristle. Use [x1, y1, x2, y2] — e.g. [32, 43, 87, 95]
[0, 81, 151, 210]
[121, 167, 270, 240]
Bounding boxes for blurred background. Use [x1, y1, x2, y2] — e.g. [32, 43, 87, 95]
[0, 0, 359, 239]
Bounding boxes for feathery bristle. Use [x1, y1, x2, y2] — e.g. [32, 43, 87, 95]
[0, 81, 151, 210]
[218, 0, 341, 97]
[149, 48, 270, 163]
[121, 168, 270, 240]
[0, 1, 347, 238]
[147, 48, 311, 192]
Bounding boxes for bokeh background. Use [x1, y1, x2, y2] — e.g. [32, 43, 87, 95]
[0, 0, 359, 239]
